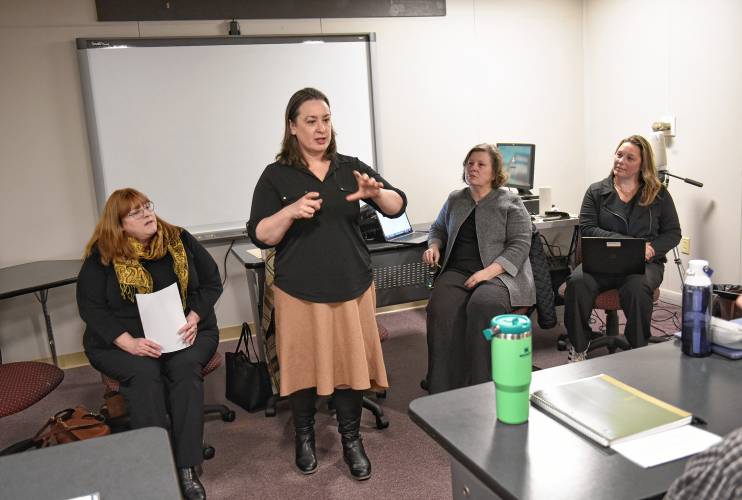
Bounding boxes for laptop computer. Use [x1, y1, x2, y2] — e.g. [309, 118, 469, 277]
[581, 237, 646, 275]
[376, 210, 429, 244]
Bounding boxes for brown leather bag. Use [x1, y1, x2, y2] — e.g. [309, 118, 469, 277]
[32, 406, 111, 447]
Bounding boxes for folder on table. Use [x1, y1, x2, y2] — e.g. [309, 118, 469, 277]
[530, 374, 692, 447]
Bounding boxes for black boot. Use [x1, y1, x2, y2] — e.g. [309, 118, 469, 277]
[334, 389, 371, 480]
[177, 467, 206, 500]
[289, 388, 318, 474]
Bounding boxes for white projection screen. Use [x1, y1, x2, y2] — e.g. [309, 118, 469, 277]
[77, 34, 380, 240]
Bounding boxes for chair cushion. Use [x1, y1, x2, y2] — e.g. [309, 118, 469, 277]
[0, 362, 64, 418]
[202, 351, 222, 375]
[101, 352, 223, 393]
[594, 289, 622, 310]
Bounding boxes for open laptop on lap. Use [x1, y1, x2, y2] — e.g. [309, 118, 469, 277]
[581, 237, 646, 275]
[376, 210, 429, 245]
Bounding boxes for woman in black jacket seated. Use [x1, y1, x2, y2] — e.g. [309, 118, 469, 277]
[77, 188, 222, 500]
[564, 135, 681, 362]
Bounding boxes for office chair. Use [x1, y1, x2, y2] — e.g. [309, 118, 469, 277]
[556, 236, 661, 354]
[99, 351, 235, 460]
[0, 361, 64, 418]
[557, 283, 661, 353]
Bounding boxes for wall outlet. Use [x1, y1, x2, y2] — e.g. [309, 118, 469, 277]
[680, 236, 691, 255]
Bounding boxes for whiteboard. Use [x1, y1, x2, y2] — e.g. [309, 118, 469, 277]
[77, 35, 380, 239]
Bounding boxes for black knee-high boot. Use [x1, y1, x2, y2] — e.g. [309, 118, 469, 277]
[289, 388, 318, 474]
[333, 388, 371, 480]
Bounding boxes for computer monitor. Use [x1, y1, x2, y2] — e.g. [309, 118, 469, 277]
[497, 143, 535, 194]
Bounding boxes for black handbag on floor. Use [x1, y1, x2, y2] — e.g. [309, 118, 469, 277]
[225, 322, 273, 412]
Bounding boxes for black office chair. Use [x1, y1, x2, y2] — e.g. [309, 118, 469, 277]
[556, 236, 662, 354]
[556, 283, 661, 353]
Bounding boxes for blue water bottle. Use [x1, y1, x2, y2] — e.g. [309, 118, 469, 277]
[681, 259, 712, 357]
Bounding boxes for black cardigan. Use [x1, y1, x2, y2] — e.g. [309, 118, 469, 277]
[579, 175, 681, 263]
[77, 230, 223, 351]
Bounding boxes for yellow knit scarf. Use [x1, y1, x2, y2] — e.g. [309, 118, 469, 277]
[113, 224, 189, 307]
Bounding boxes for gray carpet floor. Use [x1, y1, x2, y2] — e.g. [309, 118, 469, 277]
[0, 301, 681, 499]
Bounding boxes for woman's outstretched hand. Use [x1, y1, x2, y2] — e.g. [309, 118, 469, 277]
[346, 170, 384, 202]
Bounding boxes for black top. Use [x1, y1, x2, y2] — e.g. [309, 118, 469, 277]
[611, 191, 634, 220]
[446, 208, 483, 275]
[77, 230, 223, 351]
[579, 175, 681, 264]
[247, 154, 407, 303]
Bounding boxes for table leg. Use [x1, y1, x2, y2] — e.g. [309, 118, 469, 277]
[34, 290, 59, 366]
[243, 267, 267, 363]
[567, 225, 579, 268]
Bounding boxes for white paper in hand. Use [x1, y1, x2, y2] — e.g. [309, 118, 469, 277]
[136, 282, 188, 353]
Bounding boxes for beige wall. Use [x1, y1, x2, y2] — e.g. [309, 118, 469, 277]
[583, 0, 742, 301]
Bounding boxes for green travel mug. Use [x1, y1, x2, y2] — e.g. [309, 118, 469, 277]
[482, 314, 532, 424]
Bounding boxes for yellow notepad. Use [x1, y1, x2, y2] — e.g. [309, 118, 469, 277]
[530, 374, 692, 447]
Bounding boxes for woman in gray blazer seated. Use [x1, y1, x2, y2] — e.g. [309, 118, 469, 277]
[423, 143, 536, 394]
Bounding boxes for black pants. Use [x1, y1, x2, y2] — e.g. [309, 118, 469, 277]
[86, 330, 218, 468]
[564, 263, 664, 352]
[425, 270, 512, 394]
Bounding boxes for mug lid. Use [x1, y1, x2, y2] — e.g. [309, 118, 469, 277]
[489, 314, 531, 334]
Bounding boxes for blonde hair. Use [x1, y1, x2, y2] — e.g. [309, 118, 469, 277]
[614, 135, 662, 206]
[84, 188, 178, 265]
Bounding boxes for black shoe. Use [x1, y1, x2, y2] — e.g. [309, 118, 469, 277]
[342, 437, 371, 480]
[420, 378, 429, 391]
[177, 467, 206, 500]
[295, 432, 318, 474]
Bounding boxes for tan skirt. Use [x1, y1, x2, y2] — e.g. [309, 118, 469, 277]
[273, 284, 389, 397]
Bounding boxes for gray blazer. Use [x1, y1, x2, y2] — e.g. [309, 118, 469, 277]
[428, 187, 536, 307]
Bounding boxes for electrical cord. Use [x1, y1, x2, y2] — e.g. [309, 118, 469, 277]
[222, 239, 235, 287]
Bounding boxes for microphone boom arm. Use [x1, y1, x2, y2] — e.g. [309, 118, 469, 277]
[660, 170, 704, 188]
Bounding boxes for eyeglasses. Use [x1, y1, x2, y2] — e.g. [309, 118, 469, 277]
[125, 201, 155, 219]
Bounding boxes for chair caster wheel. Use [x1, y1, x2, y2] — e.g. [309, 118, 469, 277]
[203, 446, 215, 460]
[557, 340, 567, 351]
[222, 410, 236, 422]
[375, 415, 390, 429]
[420, 379, 429, 391]
[264, 406, 276, 417]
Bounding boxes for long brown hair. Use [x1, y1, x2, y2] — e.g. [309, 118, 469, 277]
[461, 143, 508, 189]
[276, 87, 337, 168]
[614, 135, 662, 206]
[84, 188, 178, 265]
